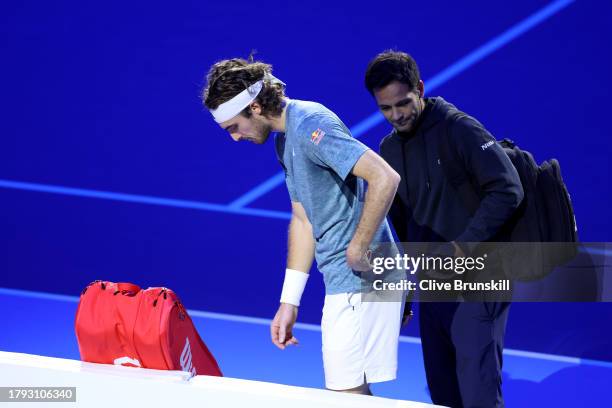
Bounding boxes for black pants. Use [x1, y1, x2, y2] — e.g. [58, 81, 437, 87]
[419, 302, 510, 408]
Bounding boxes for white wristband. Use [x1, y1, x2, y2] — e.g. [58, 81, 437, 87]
[280, 268, 309, 306]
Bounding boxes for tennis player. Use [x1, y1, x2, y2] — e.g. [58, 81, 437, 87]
[202, 57, 404, 394]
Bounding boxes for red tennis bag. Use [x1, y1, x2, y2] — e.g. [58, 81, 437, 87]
[75, 281, 222, 377]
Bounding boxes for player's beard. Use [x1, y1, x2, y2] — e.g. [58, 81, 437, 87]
[251, 120, 273, 144]
[394, 99, 424, 134]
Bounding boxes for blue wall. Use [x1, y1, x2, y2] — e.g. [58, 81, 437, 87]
[1, 0, 611, 360]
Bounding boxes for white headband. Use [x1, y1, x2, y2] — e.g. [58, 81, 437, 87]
[209, 73, 285, 123]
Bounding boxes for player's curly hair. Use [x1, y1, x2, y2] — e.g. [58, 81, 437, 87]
[202, 55, 285, 118]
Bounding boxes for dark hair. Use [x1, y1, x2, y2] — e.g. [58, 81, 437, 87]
[364, 50, 421, 95]
[202, 57, 285, 118]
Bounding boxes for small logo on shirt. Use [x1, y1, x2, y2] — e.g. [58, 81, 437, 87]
[481, 140, 495, 151]
[310, 128, 325, 145]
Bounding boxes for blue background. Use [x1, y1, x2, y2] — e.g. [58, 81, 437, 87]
[1, 0, 611, 367]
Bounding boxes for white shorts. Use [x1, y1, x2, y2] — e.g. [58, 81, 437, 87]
[321, 291, 404, 390]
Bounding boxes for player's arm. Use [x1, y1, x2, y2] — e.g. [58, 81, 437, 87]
[452, 117, 523, 250]
[347, 150, 401, 270]
[287, 201, 315, 273]
[270, 201, 315, 350]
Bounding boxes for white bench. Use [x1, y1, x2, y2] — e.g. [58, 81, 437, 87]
[0, 351, 445, 408]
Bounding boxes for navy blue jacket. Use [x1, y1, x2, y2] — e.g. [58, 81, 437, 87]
[379, 97, 524, 244]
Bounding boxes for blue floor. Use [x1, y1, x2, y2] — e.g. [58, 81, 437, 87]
[1, 287, 611, 406]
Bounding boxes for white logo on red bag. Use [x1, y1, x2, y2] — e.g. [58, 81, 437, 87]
[180, 337, 197, 376]
[113, 356, 141, 367]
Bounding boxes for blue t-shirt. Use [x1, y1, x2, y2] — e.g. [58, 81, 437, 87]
[275, 100, 395, 294]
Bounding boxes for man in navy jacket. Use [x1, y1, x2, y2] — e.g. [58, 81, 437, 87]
[364, 50, 523, 408]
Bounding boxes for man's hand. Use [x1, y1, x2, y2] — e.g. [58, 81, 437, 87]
[346, 241, 372, 272]
[270, 303, 299, 350]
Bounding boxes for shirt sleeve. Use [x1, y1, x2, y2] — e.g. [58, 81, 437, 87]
[452, 116, 524, 243]
[297, 112, 369, 180]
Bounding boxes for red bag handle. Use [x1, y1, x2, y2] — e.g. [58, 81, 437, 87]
[115, 282, 141, 296]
